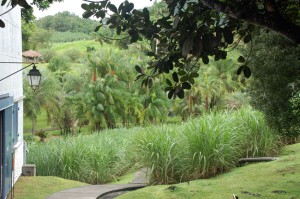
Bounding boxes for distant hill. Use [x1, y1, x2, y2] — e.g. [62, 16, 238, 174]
[34, 11, 99, 34]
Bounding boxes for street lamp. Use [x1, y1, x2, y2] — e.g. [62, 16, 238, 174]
[27, 64, 42, 92]
[0, 63, 42, 92]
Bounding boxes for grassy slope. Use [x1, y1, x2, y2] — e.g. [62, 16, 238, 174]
[119, 143, 300, 199]
[51, 40, 102, 55]
[13, 176, 88, 199]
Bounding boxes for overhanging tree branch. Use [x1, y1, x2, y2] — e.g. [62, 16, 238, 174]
[198, 0, 300, 44]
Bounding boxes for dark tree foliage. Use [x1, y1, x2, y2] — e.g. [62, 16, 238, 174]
[0, 0, 63, 24]
[1, 0, 299, 99]
[78, 0, 300, 99]
[249, 31, 300, 141]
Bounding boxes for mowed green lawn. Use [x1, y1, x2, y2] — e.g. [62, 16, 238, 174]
[23, 109, 52, 133]
[13, 176, 88, 199]
[119, 143, 300, 199]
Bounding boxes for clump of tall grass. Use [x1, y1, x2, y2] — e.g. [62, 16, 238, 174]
[27, 128, 138, 184]
[132, 125, 183, 184]
[28, 107, 280, 185]
[133, 107, 280, 184]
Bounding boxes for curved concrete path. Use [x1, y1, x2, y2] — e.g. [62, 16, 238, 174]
[46, 168, 149, 199]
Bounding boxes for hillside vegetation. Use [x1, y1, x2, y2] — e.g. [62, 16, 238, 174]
[119, 143, 300, 199]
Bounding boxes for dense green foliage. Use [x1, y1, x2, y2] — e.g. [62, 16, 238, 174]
[249, 31, 300, 141]
[82, 0, 300, 99]
[28, 108, 279, 184]
[34, 11, 98, 33]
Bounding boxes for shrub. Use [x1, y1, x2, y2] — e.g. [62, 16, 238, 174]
[39, 49, 56, 63]
[64, 49, 83, 63]
[36, 130, 47, 142]
[48, 55, 70, 72]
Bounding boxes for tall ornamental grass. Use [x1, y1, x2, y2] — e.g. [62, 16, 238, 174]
[27, 129, 138, 184]
[133, 107, 280, 184]
[28, 107, 280, 185]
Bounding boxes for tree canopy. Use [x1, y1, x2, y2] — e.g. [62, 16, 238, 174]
[78, 0, 300, 99]
[35, 11, 99, 33]
[1, 0, 299, 99]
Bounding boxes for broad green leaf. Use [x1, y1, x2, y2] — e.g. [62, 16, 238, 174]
[107, 3, 118, 13]
[190, 72, 199, 78]
[168, 89, 175, 99]
[182, 82, 191, 90]
[238, 56, 246, 63]
[148, 78, 153, 88]
[166, 79, 172, 86]
[83, 11, 94, 18]
[81, 3, 89, 10]
[223, 26, 233, 44]
[94, 25, 102, 32]
[243, 65, 252, 78]
[177, 88, 185, 99]
[202, 55, 209, 64]
[244, 34, 252, 43]
[237, 65, 245, 75]
[172, 72, 179, 83]
[1, 0, 7, 6]
[18, 0, 31, 9]
[96, 10, 106, 18]
[0, 19, 5, 28]
[135, 65, 143, 73]
[182, 37, 193, 56]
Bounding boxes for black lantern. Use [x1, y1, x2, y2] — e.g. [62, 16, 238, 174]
[27, 64, 41, 92]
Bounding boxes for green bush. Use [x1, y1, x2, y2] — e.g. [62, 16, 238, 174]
[48, 55, 70, 72]
[39, 49, 56, 63]
[64, 49, 83, 63]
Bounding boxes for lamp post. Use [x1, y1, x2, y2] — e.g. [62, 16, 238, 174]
[0, 63, 42, 92]
[27, 65, 42, 92]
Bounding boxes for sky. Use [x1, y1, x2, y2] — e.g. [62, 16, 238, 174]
[33, 0, 157, 19]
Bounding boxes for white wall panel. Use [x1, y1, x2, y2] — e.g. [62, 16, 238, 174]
[0, 6, 24, 185]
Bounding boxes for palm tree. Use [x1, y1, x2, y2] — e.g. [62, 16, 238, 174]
[23, 68, 60, 135]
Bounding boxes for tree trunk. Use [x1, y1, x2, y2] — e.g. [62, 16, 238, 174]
[31, 118, 36, 136]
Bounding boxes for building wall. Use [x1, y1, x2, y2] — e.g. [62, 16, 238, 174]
[0, 6, 24, 185]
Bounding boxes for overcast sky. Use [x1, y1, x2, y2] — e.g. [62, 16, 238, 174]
[33, 0, 157, 19]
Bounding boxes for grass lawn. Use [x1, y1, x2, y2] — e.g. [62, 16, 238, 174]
[13, 176, 88, 199]
[52, 40, 102, 55]
[24, 109, 51, 133]
[119, 143, 300, 199]
[13, 143, 300, 199]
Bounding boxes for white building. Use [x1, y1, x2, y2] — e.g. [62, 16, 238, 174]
[0, 5, 24, 199]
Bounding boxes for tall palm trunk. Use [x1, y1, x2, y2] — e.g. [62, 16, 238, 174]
[205, 95, 209, 111]
[31, 118, 36, 136]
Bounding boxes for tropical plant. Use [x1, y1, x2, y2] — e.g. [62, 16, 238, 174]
[23, 68, 60, 135]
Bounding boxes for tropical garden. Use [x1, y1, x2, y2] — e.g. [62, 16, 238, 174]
[7, 0, 300, 198]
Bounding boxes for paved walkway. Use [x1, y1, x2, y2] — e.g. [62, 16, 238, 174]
[46, 168, 149, 199]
